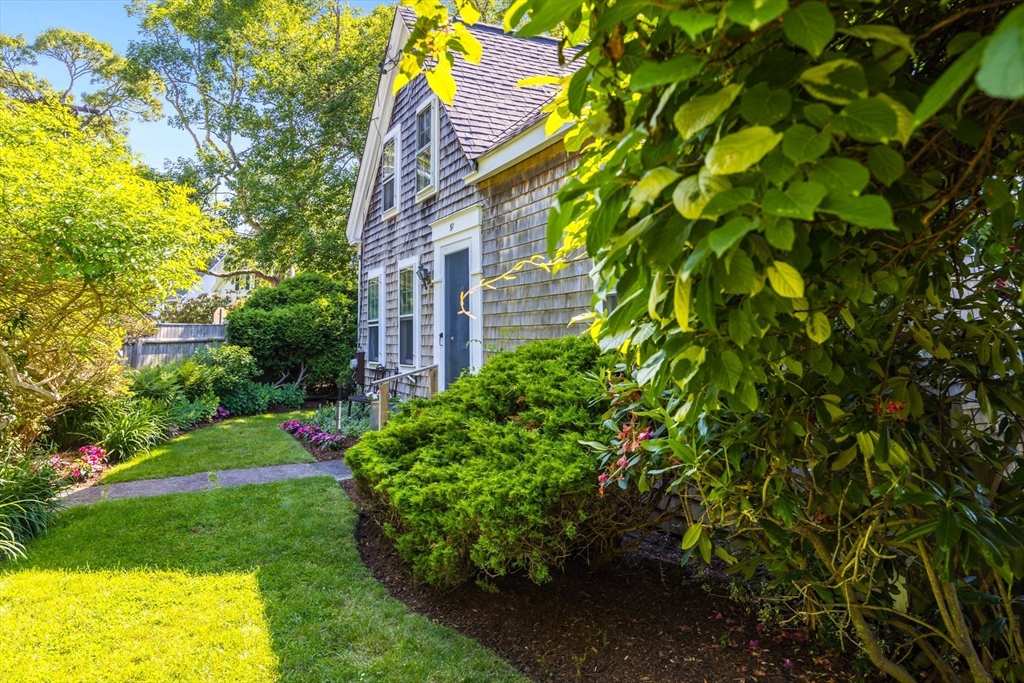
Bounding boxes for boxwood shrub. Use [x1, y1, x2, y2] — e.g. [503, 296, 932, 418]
[346, 336, 618, 588]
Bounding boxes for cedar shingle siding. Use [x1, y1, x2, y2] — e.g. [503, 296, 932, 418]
[353, 10, 592, 391]
[478, 142, 590, 351]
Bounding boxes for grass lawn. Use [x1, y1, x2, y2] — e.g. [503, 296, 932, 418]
[103, 411, 314, 484]
[0, 478, 524, 683]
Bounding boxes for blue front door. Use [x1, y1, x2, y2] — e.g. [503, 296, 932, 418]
[444, 248, 471, 387]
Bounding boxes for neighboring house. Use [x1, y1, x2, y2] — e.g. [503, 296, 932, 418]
[346, 8, 591, 391]
[169, 255, 259, 305]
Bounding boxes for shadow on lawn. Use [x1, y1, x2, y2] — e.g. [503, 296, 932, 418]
[0, 478, 522, 683]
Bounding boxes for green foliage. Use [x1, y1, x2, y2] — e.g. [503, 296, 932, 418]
[309, 404, 370, 438]
[227, 273, 357, 386]
[130, 358, 218, 403]
[347, 336, 619, 588]
[159, 294, 235, 324]
[406, 1, 1024, 679]
[0, 93, 222, 445]
[0, 28, 163, 135]
[217, 381, 273, 417]
[0, 441, 64, 559]
[86, 399, 169, 462]
[194, 345, 260, 398]
[166, 394, 219, 431]
[127, 0, 391, 278]
[269, 384, 305, 411]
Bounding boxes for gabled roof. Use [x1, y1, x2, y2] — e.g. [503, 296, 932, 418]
[346, 8, 574, 244]
[396, 7, 572, 159]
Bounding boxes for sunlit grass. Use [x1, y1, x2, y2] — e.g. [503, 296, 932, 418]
[0, 478, 524, 683]
[103, 411, 313, 483]
[0, 568, 278, 682]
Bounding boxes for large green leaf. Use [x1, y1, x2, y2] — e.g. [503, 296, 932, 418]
[705, 126, 783, 175]
[740, 82, 793, 126]
[806, 311, 831, 342]
[669, 8, 718, 40]
[936, 508, 963, 552]
[630, 54, 704, 91]
[810, 157, 870, 195]
[726, 0, 788, 30]
[782, 2, 835, 58]
[782, 124, 831, 163]
[820, 195, 895, 229]
[702, 187, 755, 217]
[708, 216, 756, 256]
[630, 167, 681, 216]
[799, 59, 868, 104]
[838, 97, 898, 142]
[867, 145, 905, 185]
[762, 181, 828, 221]
[840, 24, 916, 58]
[975, 5, 1024, 100]
[912, 38, 987, 129]
[767, 261, 805, 298]
[674, 83, 744, 140]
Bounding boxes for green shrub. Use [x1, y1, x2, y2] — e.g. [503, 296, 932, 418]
[130, 358, 217, 404]
[270, 383, 305, 410]
[218, 380, 273, 416]
[226, 273, 356, 386]
[166, 393, 219, 431]
[159, 293, 235, 324]
[346, 336, 619, 588]
[194, 344, 260, 398]
[310, 404, 369, 438]
[0, 441, 64, 559]
[86, 398, 169, 461]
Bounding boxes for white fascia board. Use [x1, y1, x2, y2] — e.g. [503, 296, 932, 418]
[345, 13, 409, 246]
[463, 118, 573, 185]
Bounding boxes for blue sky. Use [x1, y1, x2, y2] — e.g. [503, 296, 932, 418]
[0, 0, 389, 167]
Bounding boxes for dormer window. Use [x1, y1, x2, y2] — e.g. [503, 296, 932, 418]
[415, 98, 437, 199]
[381, 129, 399, 217]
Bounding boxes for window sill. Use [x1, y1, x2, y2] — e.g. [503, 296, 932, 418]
[382, 207, 400, 221]
[415, 186, 436, 204]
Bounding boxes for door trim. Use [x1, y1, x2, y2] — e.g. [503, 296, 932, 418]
[431, 205, 483, 390]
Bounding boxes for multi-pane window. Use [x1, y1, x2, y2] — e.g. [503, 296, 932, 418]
[382, 136, 396, 213]
[367, 276, 380, 363]
[398, 267, 415, 366]
[415, 106, 433, 193]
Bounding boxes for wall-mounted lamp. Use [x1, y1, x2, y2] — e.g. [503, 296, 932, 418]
[416, 263, 432, 285]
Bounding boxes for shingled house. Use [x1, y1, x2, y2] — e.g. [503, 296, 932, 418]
[346, 8, 590, 391]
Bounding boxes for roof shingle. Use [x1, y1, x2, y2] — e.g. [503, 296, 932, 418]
[398, 7, 574, 159]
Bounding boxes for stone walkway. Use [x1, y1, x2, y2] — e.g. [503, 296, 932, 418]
[60, 460, 353, 507]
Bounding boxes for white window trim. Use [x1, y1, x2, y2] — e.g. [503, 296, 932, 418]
[414, 96, 439, 203]
[381, 127, 400, 220]
[396, 256, 420, 368]
[430, 205, 484, 390]
[365, 266, 384, 367]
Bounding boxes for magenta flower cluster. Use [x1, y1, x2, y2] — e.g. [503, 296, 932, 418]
[214, 406, 231, 420]
[280, 420, 347, 450]
[50, 445, 107, 481]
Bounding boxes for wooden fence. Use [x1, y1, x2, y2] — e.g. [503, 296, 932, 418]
[123, 323, 227, 368]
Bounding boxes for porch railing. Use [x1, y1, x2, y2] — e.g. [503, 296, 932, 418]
[367, 364, 438, 427]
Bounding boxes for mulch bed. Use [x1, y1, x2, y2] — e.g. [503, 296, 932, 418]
[293, 436, 359, 462]
[341, 479, 874, 683]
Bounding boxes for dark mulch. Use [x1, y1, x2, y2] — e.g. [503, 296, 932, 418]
[341, 479, 872, 683]
[295, 436, 359, 462]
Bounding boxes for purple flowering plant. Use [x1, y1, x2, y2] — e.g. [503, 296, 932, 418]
[280, 419, 347, 450]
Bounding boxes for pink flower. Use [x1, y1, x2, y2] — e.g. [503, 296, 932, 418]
[598, 473, 609, 485]
[756, 623, 765, 635]
[1011, 246, 1020, 253]
[616, 455, 628, 470]
[50, 455, 61, 467]
[714, 612, 724, 620]
[637, 429, 653, 442]
[783, 658, 794, 668]
[749, 640, 759, 649]
[72, 469, 81, 478]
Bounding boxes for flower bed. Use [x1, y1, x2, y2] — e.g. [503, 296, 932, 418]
[280, 417, 359, 462]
